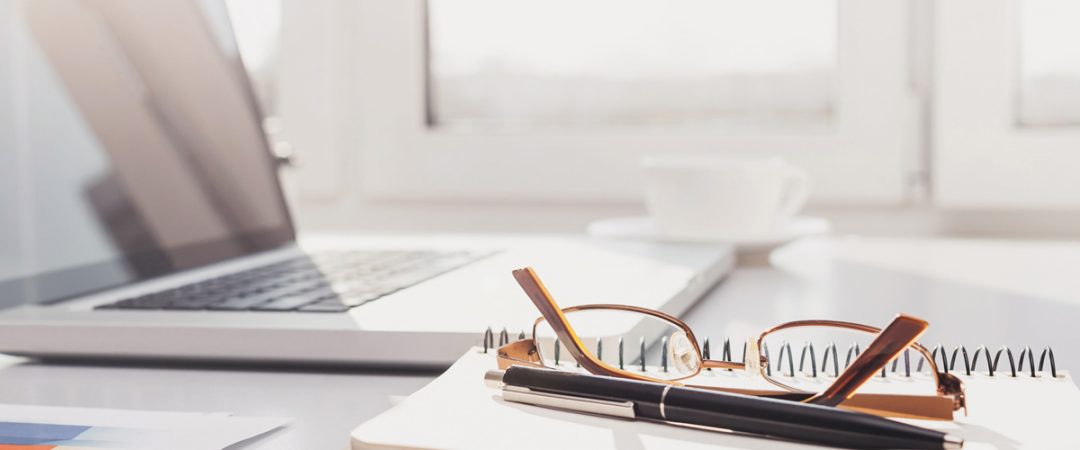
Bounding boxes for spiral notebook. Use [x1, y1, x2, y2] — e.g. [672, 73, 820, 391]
[351, 336, 1078, 450]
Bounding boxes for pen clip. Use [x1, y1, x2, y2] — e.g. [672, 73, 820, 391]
[501, 385, 637, 419]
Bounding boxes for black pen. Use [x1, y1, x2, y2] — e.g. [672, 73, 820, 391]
[485, 366, 963, 449]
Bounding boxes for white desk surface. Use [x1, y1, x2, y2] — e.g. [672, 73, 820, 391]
[1, 236, 1076, 449]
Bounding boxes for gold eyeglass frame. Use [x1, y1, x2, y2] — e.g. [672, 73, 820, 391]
[497, 267, 967, 421]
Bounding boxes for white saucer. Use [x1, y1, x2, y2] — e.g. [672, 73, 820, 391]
[586, 215, 831, 251]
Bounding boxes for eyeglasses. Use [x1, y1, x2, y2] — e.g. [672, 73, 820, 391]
[496, 267, 967, 421]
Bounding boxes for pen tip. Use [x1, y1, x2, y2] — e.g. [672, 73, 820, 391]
[943, 434, 964, 449]
[484, 370, 505, 389]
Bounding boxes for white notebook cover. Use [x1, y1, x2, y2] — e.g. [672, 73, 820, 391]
[352, 348, 1079, 450]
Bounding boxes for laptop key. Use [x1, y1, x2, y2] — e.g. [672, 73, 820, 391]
[162, 295, 227, 310]
[126, 296, 174, 309]
[208, 294, 277, 310]
[251, 291, 331, 311]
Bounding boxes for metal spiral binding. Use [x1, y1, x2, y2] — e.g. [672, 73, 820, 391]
[721, 339, 733, 371]
[702, 338, 711, 371]
[777, 341, 795, 377]
[971, 345, 994, 377]
[845, 343, 861, 368]
[761, 342, 771, 376]
[918, 346, 933, 373]
[938, 346, 951, 374]
[994, 346, 1016, 377]
[1040, 347, 1058, 378]
[618, 337, 625, 370]
[928, 344, 951, 374]
[887, 349, 913, 377]
[821, 343, 840, 377]
[639, 337, 647, 371]
[482, 327, 494, 353]
[799, 341, 818, 377]
[478, 330, 1061, 378]
[951, 346, 971, 376]
[660, 336, 669, 372]
[1018, 346, 1037, 378]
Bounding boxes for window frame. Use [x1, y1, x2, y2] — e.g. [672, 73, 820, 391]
[283, 0, 919, 205]
[933, 0, 1080, 209]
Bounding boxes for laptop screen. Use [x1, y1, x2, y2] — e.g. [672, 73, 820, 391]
[0, 0, 294, 306]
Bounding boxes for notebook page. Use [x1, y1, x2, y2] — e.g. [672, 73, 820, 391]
[351, 348, 1080, 450]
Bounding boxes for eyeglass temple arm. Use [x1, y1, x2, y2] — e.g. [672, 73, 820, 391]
[808, 314, 929, 407]
[512, 267, 608, 376]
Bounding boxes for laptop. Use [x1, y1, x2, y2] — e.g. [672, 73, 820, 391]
[0, 0, 733, 367]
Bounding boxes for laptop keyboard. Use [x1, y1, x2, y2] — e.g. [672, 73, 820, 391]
[94, 250, 486, 313]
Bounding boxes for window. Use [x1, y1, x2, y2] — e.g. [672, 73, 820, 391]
[280, 0, 918, 205]
[935, 0, 1080, 208]
[1019, 0, 1080, 127]
[427, 0, 836, 131]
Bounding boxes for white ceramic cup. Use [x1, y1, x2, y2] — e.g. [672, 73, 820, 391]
[641, 156, 810, 240]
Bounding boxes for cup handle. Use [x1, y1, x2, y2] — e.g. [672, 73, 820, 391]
[776, 166, 810, 221]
